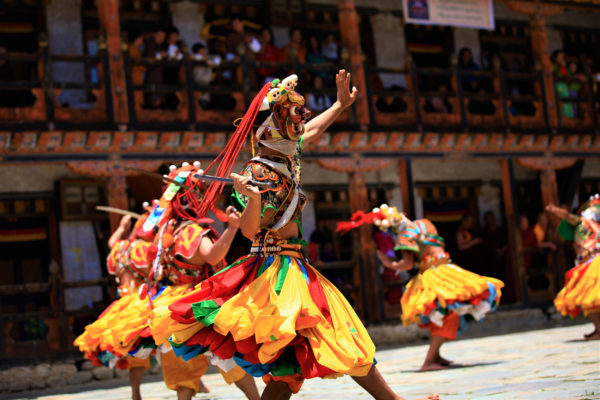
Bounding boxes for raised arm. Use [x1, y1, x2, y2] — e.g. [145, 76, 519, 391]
[376, 250, 415, 271]
[194, 206, 241, 266]
[108, 215, 131, 249]
[546, 203, 580, 225]
[302, 69, 358, 144]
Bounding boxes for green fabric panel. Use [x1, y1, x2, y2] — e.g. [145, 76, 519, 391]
[270, 348, 302, 377]
[256, 257, 269, 278]
[292, 219, 303, 239]
[191, 299, 220, 326]
[275, 256, 290, 295]
[231, 190, 247, 212]
[394, 244, 420, 253]
[298, 136, 303, 155]
[557, 219, 575, 242]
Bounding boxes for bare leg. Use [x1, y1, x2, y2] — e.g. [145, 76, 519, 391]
[586, 312, 600, 340]
[234, 373, 260, 400]
[261, 381, 292, 400]
[422, 335, 448, 371]
[129, 367, 144, 400]
[177, 387, 195, 400]
[197, 378, 210, 393]
[352, 366, 439, 400]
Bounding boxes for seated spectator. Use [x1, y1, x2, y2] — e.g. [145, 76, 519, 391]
[283, 26, 307, 64]
[376, 84, 407, 113]
[307, 36, 328, 80]
[552, 50, 575, 118]
[321, 33, 339, 62]
[143, 28, 166, 109]
[128, 31, 146, 86]
[224, 16, 261, 85]
[306, 75, 332, 112]
[256, 27, 284, 84]
[423, 84, 452, 114]
[164, 26, 183, 109]
[191, 42, 221, 108]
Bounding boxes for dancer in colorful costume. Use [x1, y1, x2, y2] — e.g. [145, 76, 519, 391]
[74, 207, 156, 400]
[161, 71, 439, 400]
[375, 216, 504, 371]
[546, 195, 600, 340]
[105, 162, 260, 400]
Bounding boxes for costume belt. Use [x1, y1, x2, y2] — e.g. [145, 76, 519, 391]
[250, 237, 303, 258]
[575, 242, 600, 265]
[418, 252, 451, 273]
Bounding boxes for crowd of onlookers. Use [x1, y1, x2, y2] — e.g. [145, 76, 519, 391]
[125, 18, 341, 111]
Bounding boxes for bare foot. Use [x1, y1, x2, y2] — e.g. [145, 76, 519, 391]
[584, 329, 597, 338]
[198, 378, 210, 393]
[435, 355, 453, 366]
[421, 362, 449, 371]
[585, 331, 600, 341]
[414, 395, 440, 400]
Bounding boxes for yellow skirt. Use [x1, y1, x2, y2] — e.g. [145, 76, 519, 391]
[401, 263, 504, 327]
[555, 255, 600, 317]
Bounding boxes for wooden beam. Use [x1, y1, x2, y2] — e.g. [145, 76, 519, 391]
[337, 0, 370, 127]
[107, 174, 129, 232]
[97, 0, 129, 124]
[348, 169, 381, 323]
[397, 158, 414, 218]
[499, 158, 524, 303]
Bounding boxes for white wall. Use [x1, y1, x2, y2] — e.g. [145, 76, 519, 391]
[454, 28, 481, 65]
[370, 13, 408, 88]
[172, 1, 205, 49]
[0, 164, 81, 193]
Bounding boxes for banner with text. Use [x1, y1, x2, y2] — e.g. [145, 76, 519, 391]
[403, 0, 495, 30]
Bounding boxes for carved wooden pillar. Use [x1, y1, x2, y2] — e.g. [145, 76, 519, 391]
[502, 0, 565, 131]
[348, 169, 380, 322]
[528, 13, 558, 130]
[499, 159, 523, 303]
[97, 0, 129, 123]
[107, 174, 128, 231]
[337, 0, 370, 127]
[317, 157, 392, 323]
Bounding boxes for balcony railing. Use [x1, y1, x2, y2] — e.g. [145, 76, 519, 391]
[1, 47, 599, 134]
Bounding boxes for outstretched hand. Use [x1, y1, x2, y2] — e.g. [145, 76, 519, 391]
[336, 69, 358, 109]
[231, 173, 260, 199]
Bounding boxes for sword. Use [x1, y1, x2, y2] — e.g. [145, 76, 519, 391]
[193, 174, 276, 189]
[96, 206, 142, 219]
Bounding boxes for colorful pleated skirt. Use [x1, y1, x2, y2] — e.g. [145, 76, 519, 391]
[555, 254, 600, 317]
[161, 247, 375, 392]
[401, 262, 504, 334]
[74, 291, 149, 369]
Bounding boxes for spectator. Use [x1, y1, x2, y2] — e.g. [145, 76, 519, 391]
[306, 75, 332, 112]
[283, 26, 307, 63]
[423, 83, 452, 114]
[191, 42, 220, 108]
[376, 84, 408, 113]
[481, 211, 507, 281]
[457, 47, 481, 93]
[308, 229, 324, 266]
[321, 33, 339, 62]
[552, 50, 575, 118]
[373, 229, 410, 305]
[256, 27, 284, 84]
[455, 213, 484, 273]
[520, 214, 537, 270]
[533, 212, 557, 252]
[225, 16, 261, 63]
[143, 28, 167, 108]
[164, 27, 183, 109]
[568, 60, 586, 118]
[128, 31, 146, 86]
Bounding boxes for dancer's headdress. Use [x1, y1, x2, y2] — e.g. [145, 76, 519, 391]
[336, 204, 409, 236]
[197, 74, 311, 216]
[579, 193, 600, 223]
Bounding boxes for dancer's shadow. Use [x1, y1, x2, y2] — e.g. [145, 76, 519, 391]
[565, 338, 587, 343]
[401, 361, 504, 373]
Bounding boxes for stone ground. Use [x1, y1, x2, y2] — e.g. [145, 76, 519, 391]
[4, 323, 599, 400]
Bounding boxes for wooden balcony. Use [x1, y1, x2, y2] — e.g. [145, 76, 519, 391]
[0, 49, 599, 137]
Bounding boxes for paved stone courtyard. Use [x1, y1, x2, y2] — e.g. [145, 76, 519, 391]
[7, 323, 600, 400]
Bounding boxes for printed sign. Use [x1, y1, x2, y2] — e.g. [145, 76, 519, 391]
[403, 0, 495, 30]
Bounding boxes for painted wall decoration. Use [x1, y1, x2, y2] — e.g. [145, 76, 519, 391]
[403, 0, 495, 30]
